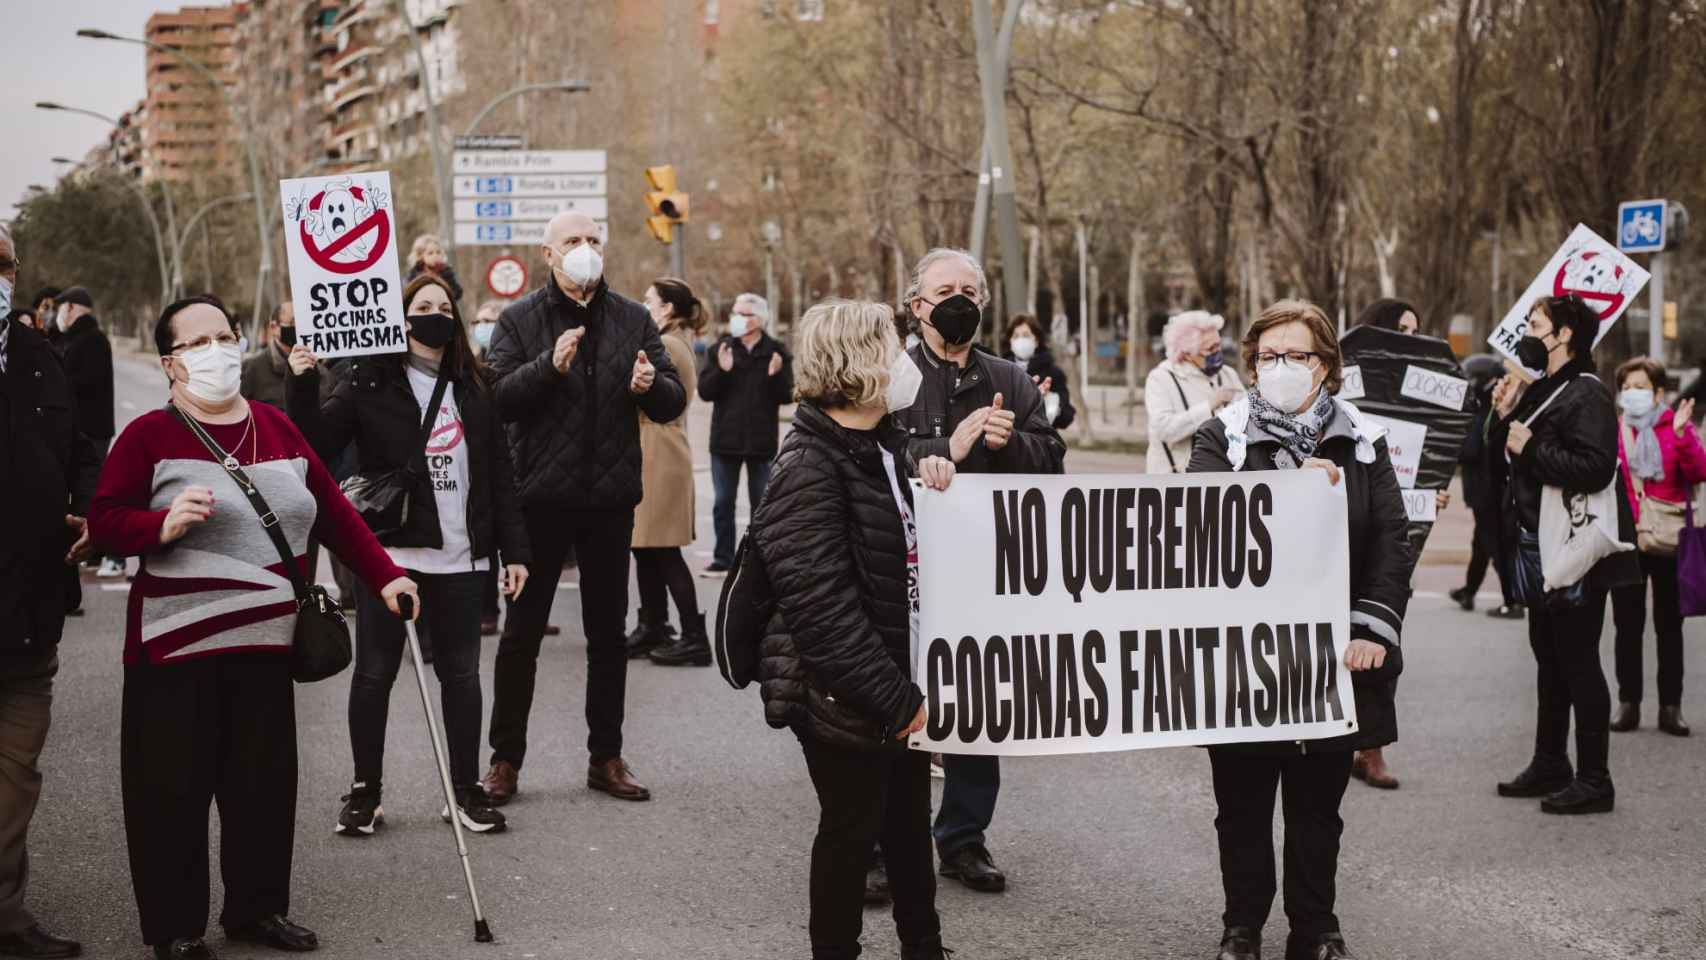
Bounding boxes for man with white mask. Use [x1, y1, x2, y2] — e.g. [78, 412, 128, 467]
[482, 212, 686, 806]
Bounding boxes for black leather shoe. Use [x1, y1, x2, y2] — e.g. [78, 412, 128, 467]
[1285, 932, 1354, 960]
[1487, 603, 1526, 620]
[1496, 759, 1573, 797]
[1540, 777, 1615, 815]
[224, 915, 318, 952]
[1610, 702, 1639, 732]
[152, 939, 216, 960]
[1448, 586, 1475, 611]
[938, 842, 1006, 893]
[1659, 705, 1691, 737]
[1217, 926, 1261, 960]
[900, 944, 954, 960]
[0, 925, 82, 958]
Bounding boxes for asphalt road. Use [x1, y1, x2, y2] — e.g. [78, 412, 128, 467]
[24, 351, 1706, 959]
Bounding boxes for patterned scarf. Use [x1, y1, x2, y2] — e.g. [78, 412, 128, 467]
[1623, 406, 1666, 482]
[1248, 387, 1336, 469]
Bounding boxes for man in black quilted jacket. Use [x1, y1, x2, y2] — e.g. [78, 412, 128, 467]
[482, 212, 686, 805]
[891, 248, 1066, 897]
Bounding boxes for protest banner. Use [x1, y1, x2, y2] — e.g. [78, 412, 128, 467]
[1487, 223, 1649, 369]
[909, 472, 1359, 756]
[278, 172, 408, 359]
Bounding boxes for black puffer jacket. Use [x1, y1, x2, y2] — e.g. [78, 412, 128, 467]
[1190, 402, 1409, 752]
[287, 355, 530, 565]
[753, 403, 924, 750]
[697, 332, 793, 458]
[486, 280, 685, 510]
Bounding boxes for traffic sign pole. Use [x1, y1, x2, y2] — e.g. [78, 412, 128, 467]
[670, 222, 685, 279]
[1650, 251, 1666, 364]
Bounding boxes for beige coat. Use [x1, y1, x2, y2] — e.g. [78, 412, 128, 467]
[1143, 358, 1245, 473]
[633, 329, 698, 547]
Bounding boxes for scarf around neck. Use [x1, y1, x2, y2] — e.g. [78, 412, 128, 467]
[1624, 406, 1666, 482]
[1249, 387, 1336, 468]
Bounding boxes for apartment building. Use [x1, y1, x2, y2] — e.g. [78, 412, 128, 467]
[141, 5, 241, 182]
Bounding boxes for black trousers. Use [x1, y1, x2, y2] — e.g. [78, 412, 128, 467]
[0, 653, 55, 935]
[1464, 506, 1514, 603]
[121, 654, 296, 946]
[799, 737, 941, 960]
[1611, 551, 1686, 707]
[1527, 586, 1612, 782]
[633, 546, 697, 626]
[1209, 748, 1354, 940]
[490, 507, 634, 768]
[352, 570, 485, 790]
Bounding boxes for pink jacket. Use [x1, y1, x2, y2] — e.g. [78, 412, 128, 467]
[1617, 408, 1706, 522]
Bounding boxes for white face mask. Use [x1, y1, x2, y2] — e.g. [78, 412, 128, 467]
[729, 313, 754, 338]
[176, 341, 243, 404]
[904, 333, 920, 352]
[558, 243, 603, 289]
[57, 306, 73, 333]
[1010, 336, 1037, 362]
[886, 350, 923, 413]
[1619, 387, 1656, 418]
[1258, 359, 1317, 414]
[0, 276, 11, 316]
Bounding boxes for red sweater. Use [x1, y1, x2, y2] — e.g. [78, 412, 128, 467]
[90, 402, 404, 666]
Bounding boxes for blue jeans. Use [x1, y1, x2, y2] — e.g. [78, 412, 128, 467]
[711, 454, 772, 567]
[932, 754, 1000, 856]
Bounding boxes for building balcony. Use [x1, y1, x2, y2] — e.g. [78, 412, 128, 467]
[328, 43, 375, 74]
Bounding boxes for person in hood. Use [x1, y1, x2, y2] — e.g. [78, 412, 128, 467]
[52, 287, 121, 579]
[1002, 313, 1074, 430]
[1145, 309, 1244, 474]
[481, 212, 686, 807]
[1491, 294, 1638, 815]
[1188, 299, 1409, 960]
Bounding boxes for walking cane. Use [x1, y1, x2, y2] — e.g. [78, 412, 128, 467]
[398, 594, 495, 943]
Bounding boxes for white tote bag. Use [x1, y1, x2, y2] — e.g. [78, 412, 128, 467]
[1517, 375, 1635, 591]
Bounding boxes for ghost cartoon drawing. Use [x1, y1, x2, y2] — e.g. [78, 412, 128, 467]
[305, 178, 390, 265]
[1554, 248, 1626, 322]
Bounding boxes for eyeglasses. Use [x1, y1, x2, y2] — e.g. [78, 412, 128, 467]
[0, 256, 18, 273]
[1253, 351, 1323, 372]
[170, 331, 241, 354]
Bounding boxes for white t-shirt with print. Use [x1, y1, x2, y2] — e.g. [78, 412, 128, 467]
[386, 364, 491, 575]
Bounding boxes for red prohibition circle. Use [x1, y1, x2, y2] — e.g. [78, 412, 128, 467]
[299, 184, 391, 275]
[486, 256, 528, 298]
[1551, 250, 1626, 321]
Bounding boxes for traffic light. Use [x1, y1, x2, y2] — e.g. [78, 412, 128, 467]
[645, 164, 690, 244]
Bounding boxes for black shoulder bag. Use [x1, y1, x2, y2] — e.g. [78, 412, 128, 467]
[340, 369, 452, 539]
[169, 405, 352, 682]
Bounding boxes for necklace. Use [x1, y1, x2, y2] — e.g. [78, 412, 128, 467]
[223, 411, 256, 471]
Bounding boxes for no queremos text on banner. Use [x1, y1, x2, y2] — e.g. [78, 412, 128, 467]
[909, 472, 1359, 756]
[279, 172, 408, 360]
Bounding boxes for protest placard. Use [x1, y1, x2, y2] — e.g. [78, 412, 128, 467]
[909, 472, 1358, 756]
[278, 172, 408, 359]
[1487, 223, 1650, 369]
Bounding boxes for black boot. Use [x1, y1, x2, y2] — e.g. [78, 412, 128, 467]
[1610, 702, 1639, 732]
[1540, 777, 1615, 814]
[625, 607, 672, 660]
[649, 611, 711, 666]
[1659, 705, 1691, 737]
[900, 943, 953, 960]
[1217, 926, 1261, 960]
[1496, 758, 1573, 797]
[1448, 586, 1475, 611]
[1285, 932, 1354, 960]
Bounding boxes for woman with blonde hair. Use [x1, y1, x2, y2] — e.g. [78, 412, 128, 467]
[1145, 309, 1244, 473]
[751, 299, 956, 960]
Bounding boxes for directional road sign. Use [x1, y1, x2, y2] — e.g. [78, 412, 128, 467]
[452, 150, 607, 174]
[454, 197, 610, 221]
[453, 148, 609, 248]
[452, 174, 608, 198]
[454, 221, 608, 247]
[1618, 199, 1667, 254]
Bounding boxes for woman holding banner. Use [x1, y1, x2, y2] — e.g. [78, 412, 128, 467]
[1492, 294, 1638, 814]
[751, 299, 956, 960]
[1188, 299, 1409, 960]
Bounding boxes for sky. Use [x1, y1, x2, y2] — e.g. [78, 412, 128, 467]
[3, 0, 165, 218]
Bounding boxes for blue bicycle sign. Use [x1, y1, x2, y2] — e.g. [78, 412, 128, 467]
[1617, 199, 1666, 253]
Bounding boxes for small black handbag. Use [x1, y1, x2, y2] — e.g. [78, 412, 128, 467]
[339, 370, 451, 539]
[170, 405, 351, 682]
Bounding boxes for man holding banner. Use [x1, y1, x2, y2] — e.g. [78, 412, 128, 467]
[895, 248, 1065, 895]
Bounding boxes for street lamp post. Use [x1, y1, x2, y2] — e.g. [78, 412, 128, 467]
[463, 81, 591, 140]
[173, 193, 254, 300]
[38, 106, 172, 305]
[78, 28, 275, 334]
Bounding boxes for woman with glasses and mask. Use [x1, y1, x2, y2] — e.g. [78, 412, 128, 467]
[1492, 295, 1640, 814]
[1188, 300, 1409, 960]
[1146, 309, 1245, 474]
[287, 274, 532, 838]
[89, 296, 417, 960]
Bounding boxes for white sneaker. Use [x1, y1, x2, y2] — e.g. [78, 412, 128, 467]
[96, 558, 127, 578]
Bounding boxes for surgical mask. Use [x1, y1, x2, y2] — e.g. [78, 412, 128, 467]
[277, 327, 297, 350]
[1619, 388, 1656, 418]
[557, 243, 603, 289]
[176, 341, 243, 404]
[408, 312, 457, 349]
[1258, 360, 1317, 414]
[886, 350, 923, 412]
[1010, 336, 1037, 362]
[473, 322, 495, 349]
[729, 313, 753, 338]
[925, 294, 982, 347]
[1201, 349, 1225, 378]
[904, 333, 920, 352]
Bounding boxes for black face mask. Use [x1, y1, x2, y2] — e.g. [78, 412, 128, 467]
[925, 294, 982, 346]
[408, 312, 457, 350]
[277, 327, 297, 350]
[1515, 333, 1552, 372]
